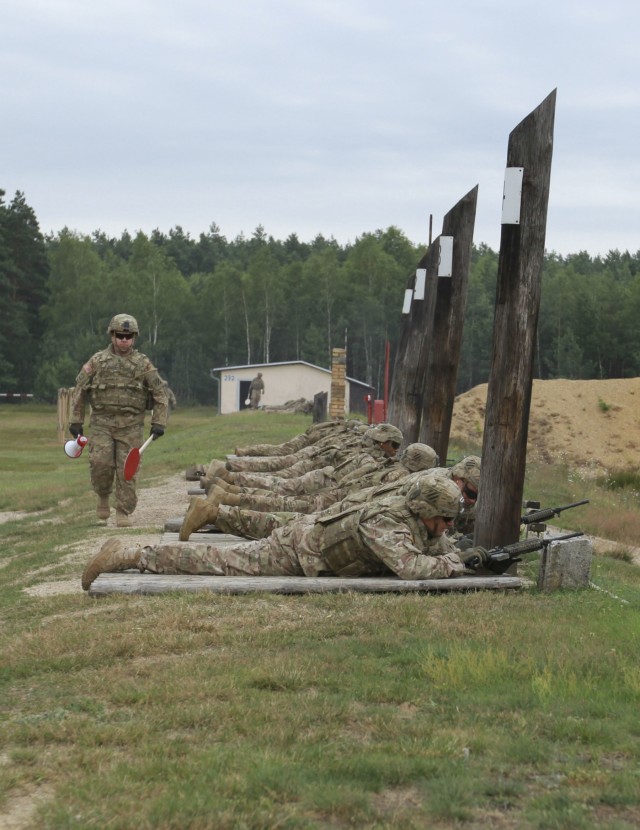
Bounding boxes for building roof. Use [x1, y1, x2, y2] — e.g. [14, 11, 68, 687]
[211, 360, 372, 388]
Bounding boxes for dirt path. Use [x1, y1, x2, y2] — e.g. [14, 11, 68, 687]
[23, 474, 191, 598]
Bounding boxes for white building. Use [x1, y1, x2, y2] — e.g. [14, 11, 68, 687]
[211, 361, 373, 416]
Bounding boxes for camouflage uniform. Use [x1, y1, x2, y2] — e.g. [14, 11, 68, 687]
[232, 465, 338, 497]
[445, 456, 481, 539]
[221, 443, 438, 517]
[234, 420, 348, 457]
[250, 431, 370, 479]
[213, 456, 440, 541]
[140, 488, 465, 580]
[71, 322, 168, 516]
[227, 424, 400, 489]
[226, 421, 371, 473]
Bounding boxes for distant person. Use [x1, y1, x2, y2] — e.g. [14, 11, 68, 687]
[248, 372, 265, 409]
[69, 314, 168, 527]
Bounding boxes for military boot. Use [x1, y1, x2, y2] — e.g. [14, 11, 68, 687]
[179, 497, 219, 541]
[96, 495, 111, 521]
[206, 485, 230, 506]
[220, 492, 241, 507]
[202, 460, 233, 491]
[206, 478, 243, 495]
[81, 538, 142, 591]
[203, 475, 239, 495]
[116, 509, 133, 528]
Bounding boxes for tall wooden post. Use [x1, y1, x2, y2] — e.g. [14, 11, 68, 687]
[474, 90, 557, 550]
[419, 186, 478, 463]
[387, 241, 441, 443]
[57, 387, 72, 444]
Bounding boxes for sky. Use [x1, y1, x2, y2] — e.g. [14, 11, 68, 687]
[2, 0, 639, 257]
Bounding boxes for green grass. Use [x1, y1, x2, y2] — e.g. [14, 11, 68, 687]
[1, 405, 640, 829]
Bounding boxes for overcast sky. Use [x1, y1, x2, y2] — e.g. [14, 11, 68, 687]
[2, 0, 638, 257]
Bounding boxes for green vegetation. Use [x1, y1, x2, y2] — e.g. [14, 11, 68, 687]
[1, 407, 640, 829]
[4, 188, 640, 408]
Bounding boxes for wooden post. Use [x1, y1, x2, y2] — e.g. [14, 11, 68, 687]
[419, 186, 478, 463]
[387, 241, 441, 443]
[313, 391, 328, 423]
[474, 90, 557, 550]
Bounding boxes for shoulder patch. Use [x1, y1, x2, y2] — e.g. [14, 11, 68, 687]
[83, 363, 94, 374]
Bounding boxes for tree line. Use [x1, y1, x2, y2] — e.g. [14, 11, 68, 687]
[2, 188, 639, 406]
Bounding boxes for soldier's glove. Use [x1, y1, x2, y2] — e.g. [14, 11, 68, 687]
[150, 425, 165, 439]
[69, 423, 84, 438]
[455, 534, 474, 552]
[460, 546, 489, 569]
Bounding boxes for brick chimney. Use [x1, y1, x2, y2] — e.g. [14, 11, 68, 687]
[329, 348, 347, 419]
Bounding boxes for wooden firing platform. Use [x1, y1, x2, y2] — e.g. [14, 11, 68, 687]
[88, 571, 522, 597]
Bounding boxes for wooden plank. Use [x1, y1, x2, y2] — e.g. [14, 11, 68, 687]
[160, 532, 244, 546]
[88, 572, 523, 597]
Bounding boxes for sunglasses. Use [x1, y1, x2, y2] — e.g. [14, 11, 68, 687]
[115, 333, 135, 340]
[462, 484, 478, 501]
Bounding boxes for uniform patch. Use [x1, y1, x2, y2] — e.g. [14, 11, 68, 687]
[83, 363, 93, 374]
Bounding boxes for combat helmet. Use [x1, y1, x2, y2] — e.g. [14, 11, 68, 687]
[405, 472, 462, 521]
[107, 314, 139, 336]
[365, 423, 403, 445]
[450, 456, 481, 490]
[400, 443, 439, 472]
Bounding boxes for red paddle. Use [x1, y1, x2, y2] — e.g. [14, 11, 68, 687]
[124, 434, 155, 481]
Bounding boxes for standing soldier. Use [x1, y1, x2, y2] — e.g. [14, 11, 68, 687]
[248, 372, 265, 409]
[69, 314, 169, 527]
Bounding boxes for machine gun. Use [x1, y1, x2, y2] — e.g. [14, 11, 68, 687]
[521, 499, 589, 525]
[465, 531, 584, 574]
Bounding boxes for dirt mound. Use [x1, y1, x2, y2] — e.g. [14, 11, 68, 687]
[450, 377, 640, 473]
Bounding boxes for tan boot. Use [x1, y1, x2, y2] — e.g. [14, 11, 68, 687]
[203, 474, 238, 494]
[116, 509, 133, 528]
[221, 492, 242, 507]
[206, 485, 228, 506]
[96, 495, 110, 521]
[81, 538, 142, 591]
[205, 459, 231, 480]
[179, 498, 220, 541]
[206, 478, 243, 494]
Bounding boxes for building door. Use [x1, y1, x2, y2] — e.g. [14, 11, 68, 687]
[239, 379, 252, 409]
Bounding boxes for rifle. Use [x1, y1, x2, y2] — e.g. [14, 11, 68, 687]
[521, 499, 589, 525]
[465, 531, 584, 574]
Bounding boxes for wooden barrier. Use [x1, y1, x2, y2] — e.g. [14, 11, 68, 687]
[475, 90, 557, 551]
[57, 387, 73, 444]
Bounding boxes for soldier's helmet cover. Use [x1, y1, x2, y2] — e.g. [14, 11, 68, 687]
[450, 456, 481, 490]
[405, 472, 462, 521]
[365, 423, 403, 445]
[350, 422, 368, 435]
[108, 314, 139, 335]
[400, 443, 439, 472]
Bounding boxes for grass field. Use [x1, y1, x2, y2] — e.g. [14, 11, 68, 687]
[1, 405, 639, 829]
